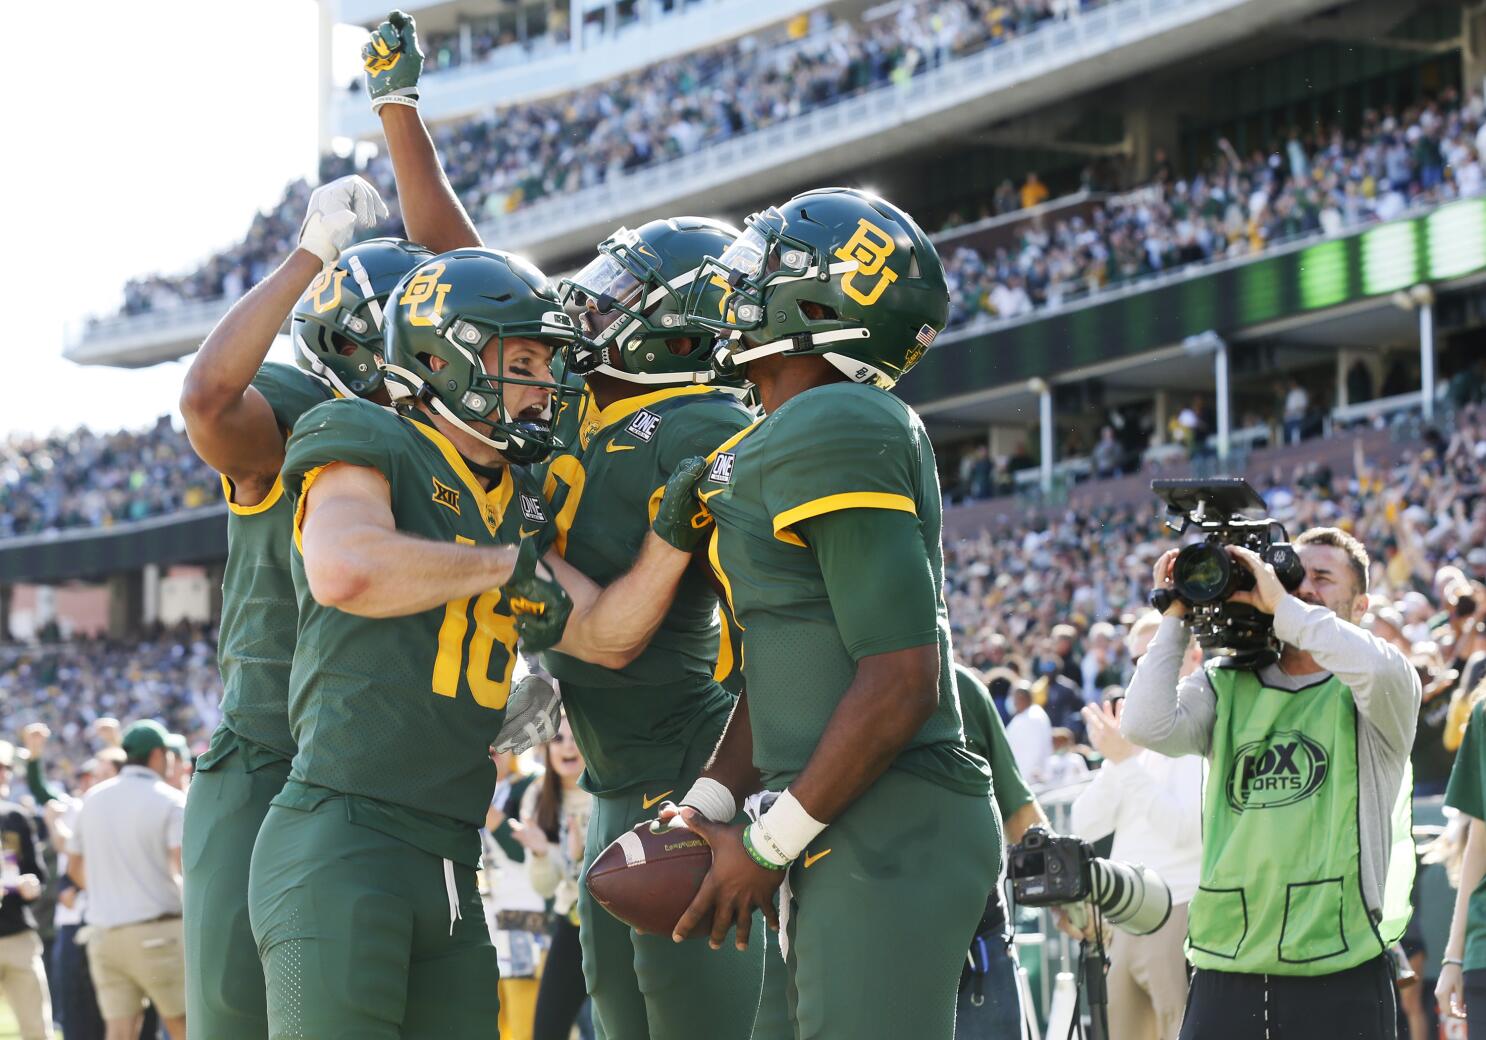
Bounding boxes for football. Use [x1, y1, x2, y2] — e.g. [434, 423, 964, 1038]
[585, 817, 714, 937]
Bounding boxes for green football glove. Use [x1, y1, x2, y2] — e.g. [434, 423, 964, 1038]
[504, 537, 573, 653]
[362, 10, 423, 113]
[299, 175, 388, 267]
[651, 456, 712, 552]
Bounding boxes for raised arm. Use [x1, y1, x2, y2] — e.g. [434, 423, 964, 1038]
[298, 462, 519, 617]
[180, 176, 386, 501]
[364, 11, 482, 252]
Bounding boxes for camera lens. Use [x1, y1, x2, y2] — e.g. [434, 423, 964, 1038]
[1172, 543, 1233, 604]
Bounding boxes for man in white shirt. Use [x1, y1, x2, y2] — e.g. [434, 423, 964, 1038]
[1006, 681, 1054, 785]
[70, 721, 187, 1040]
[1071, 613, 1203, 1040]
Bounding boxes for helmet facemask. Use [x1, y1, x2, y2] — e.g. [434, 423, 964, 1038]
[386, 307, 582, 466]
[559, 227, 720, 386]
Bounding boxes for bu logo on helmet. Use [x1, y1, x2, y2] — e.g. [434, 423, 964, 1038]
[307, 269, 348, 315]
[834, 219, 899, 307]
[400, 263, 451, 327]
[1225, 731, 1329, 813]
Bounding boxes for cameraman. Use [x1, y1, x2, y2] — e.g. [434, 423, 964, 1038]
[1123, 528, 1421, 1040]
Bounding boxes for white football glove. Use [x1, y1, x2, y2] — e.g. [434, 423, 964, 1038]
[298, 175, 388, 267]
[491, 674, 562, 756]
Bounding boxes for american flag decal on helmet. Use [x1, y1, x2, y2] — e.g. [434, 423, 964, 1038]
[915, 324, 937, 349]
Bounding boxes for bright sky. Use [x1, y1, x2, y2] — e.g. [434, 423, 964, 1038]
[6, 1, 367, 438]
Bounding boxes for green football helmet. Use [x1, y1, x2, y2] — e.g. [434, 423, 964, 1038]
[381, 248, 583, 465]
[683, 187, 949, 389]
[558, 216, 743, 386]
[291, 237, 434, 398]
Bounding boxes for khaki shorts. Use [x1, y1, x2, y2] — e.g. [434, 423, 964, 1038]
[88, 916, 187, 1021]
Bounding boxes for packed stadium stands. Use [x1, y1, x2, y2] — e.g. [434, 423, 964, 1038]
[0, 418, 219, 538]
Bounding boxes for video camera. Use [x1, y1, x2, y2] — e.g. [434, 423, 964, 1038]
[1007, 827, 1172, 937]
[1149, 478, 1306, 669]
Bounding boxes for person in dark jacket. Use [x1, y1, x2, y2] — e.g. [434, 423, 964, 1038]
[0, 739, 52, 1039]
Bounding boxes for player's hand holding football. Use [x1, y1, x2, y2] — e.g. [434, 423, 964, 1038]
[504, 537, 574, 652]
[671, 818, 783, 952]
[651, 456, 712, 552]
[298, 175, 388, 268]
[363, 10, 423, 112]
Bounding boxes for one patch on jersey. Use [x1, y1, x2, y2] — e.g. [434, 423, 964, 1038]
[708, 452, 735, 484]
[520, 493, 548, 524]
[626, 409, 662, 442]
[432, 476, 461, 515]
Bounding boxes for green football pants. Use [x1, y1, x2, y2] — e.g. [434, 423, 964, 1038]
[780, 769, 1002, 1040]
[247, 797, 498, 1040]
[182, 739, 290, 1040]
[579, 730, 781, 1040]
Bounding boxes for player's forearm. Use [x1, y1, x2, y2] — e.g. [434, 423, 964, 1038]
[305, 520, 517, 617]
[181, 250, 321, 428]
[181, 250, 322, 478]
[788, 643, 940, 825]
[1446, 818, 1486, 959]
[550, 534, 691, 667]
[701, 690, 762, 800]
[379, 106, 481, 252]
[1003, 798, 1050, 847]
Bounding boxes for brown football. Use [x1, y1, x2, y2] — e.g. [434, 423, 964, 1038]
[585, 818, 713, 937]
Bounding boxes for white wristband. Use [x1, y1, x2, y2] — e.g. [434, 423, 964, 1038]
[371, 93, 419, 112]
[678, 777, 736, 823]
[753, 789, 826, 866]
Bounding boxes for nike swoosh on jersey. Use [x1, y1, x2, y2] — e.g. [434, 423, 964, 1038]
[641, 789, 674, 811]
[698, 488, 725, 503]
[605, 443, 637, 453]
[519, 528, 541, 539]
[802, 849, 832, 869]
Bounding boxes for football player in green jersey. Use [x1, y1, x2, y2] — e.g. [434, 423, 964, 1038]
[247, 246, 709, 1040]
[358, 17, 776, 1036]
[178, 174, 434, 1040]
[656, 188, 1002, 1039]
[542, 220, 782, 1040]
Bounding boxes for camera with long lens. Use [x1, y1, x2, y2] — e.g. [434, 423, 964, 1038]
[1007, 827, 1172, 937]
[1149, 478, 1307, 669]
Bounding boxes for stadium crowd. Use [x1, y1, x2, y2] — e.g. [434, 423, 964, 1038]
[942, 89, 1486, 323]
[0, 419, 220, 539]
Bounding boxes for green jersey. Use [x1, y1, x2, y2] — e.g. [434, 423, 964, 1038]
[213, 362, 332, 761]
[697, 382, 988, 795]
[1447, 700, 1486, 969]
[541, 386, 753, 793]
[955, 664, 1031, 819]
[280, 398, 533, 863]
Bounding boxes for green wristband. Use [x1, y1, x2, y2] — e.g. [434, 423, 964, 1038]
[742, 824, 788, 871]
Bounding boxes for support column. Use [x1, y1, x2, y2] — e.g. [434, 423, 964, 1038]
[1421, 301, 1436, 422]
[315, 0, 336, 154]
[1465, 4, 1486, 102]
[1030, 379, 1054, 495]
[1215, 338, 1231, 463]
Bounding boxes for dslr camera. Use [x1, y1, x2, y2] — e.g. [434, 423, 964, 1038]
[1007, 827, 1171, 937]
[1149, 478, 1306, 668]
